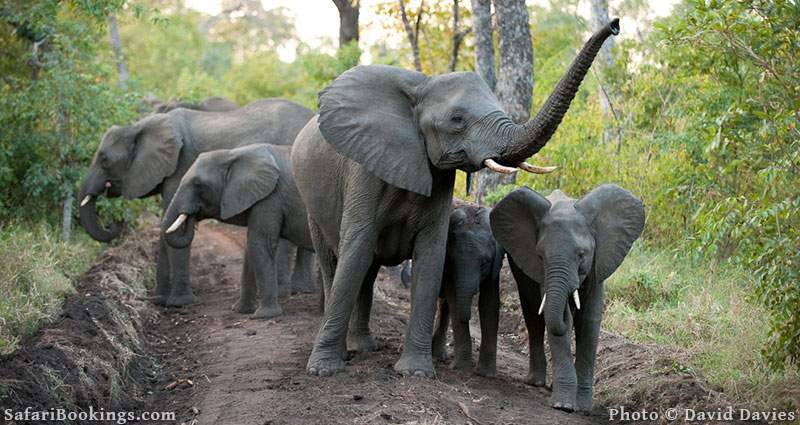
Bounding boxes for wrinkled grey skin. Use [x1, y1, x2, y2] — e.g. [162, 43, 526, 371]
[154, 96, 238, 114]
[162, 145, 315, 319]
[291, 20, 619, 377]
[490, 184, 644, 413]
[78, 98, 314, 307]
[432, 200, 504, 377]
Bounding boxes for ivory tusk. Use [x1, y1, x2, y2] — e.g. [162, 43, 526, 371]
[538, 293, 547, 315]
[165, 214, 188, 234]
[573, 290, 581, 310]
[80, 195, 93, 207]
[518, 162, 558, 174]
[483, 158, 517, 174]
[105, 181, 112, 188]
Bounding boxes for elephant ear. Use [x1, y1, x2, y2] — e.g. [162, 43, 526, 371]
[317, 65, 432, 196]
[489, 187, 551, 283]
[575, 184, 645, 283]
[220, 146, 280, 220]
[123, 114, 183, 199]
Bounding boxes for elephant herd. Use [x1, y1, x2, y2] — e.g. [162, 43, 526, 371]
[77, 19, 643, 413]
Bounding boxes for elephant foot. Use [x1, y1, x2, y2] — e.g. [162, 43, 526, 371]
[449, 355, 472, 371]
[347, 331, 381, 352]
[231, 298, 257, 314]
[152, 295, 168, 306]
[431, 341, 448, 362]
[166, 292, 197, 307]
[576, 391, 593, 413]
[524, 372, 549, 388]
[476, 361, 496, 378]
[291, 281, 316, 295]
[307, 349, 346, 377]
[394, 352, 435, 378]
[251, 303, 283, 320]
[552, 401, 575, 413]
[278, 283, 292, 298]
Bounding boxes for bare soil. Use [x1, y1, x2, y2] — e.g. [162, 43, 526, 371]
[0, 222, 732, 425]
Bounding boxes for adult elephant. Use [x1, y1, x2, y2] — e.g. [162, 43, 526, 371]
[292, 20, 620, 377]
[153, 96, 238, 113]
[78, 98, 314, 306]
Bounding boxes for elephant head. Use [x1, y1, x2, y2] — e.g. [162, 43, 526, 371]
[316, 19, 619, 196]
[78, 113, 183, 242]
[490, 185, 645, 336]
[162, 145, 281, 249]
[446, 204, 503, 323]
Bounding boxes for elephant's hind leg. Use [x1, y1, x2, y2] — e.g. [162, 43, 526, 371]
[232, 249, 258, 314]
[290, 248, 317, 294]
[347, 261, 381, 352]
[431, 298, 450, 362]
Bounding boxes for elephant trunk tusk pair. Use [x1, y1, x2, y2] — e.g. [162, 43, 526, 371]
[483, 158, 558, 175]
[165, 214, 188, 234]
[537, 291, 580, 316]
[79, 181, 113, 207]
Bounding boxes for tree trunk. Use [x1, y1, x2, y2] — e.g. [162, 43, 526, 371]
[470, 0, 495, 90]
[398, 0, 423, 72]
[448, 0, 469, 72]
[332, 0, 360, 47]
[591, 0, 614, 142]
[474, 0, 533, 204]
[62, 192, 72, 242]
[107, 14, 129, 90]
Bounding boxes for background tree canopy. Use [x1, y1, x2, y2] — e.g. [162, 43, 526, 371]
[0, 0, 797, 409]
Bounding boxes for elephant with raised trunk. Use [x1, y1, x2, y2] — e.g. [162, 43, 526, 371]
[162, 144, 316, 319]
[291, 19, 620, 377]
[490, 184, 644, 412]
[432, 199, 504, 377]
[78, 98, 314, 307]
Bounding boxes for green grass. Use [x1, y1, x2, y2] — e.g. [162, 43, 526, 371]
[0, 222, 100, 354]
[604, 244, 800, 410]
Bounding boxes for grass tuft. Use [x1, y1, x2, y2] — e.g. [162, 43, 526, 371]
[605, 244, 800, 410]
[0, 222, 100, 354]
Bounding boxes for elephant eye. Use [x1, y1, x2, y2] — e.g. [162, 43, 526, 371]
[451, 115, 464, 124]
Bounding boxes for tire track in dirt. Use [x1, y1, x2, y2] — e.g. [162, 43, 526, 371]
[139, 222, 608, 424]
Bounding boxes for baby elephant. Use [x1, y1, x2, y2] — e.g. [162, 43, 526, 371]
[161, 144, 315, 319]
[432, 200, 504, 377]
[490, 184, 644, 413]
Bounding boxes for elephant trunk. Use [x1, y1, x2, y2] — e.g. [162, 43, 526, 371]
[161, 192, 196, 249]
[543, 258, 577, 337]
[77, 170, 122, 242]
[497, 18, 620, 166]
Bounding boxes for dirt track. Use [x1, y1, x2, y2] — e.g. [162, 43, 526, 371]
[138, 222, 609, 425]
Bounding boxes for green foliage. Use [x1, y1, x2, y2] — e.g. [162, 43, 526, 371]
[0, 222, 100, 354]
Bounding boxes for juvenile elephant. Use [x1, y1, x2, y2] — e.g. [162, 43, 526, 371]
[432, 200, 504, 377]
[162, 144, 315, 319]
[292, 20, 619, 377]
[78, 98, 314, 307]
[490, 184, 645, 412]
[153, 96, 238, 113]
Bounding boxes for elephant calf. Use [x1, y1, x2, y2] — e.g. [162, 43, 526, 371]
[432, 200, 504, 377]
[490, 184, 644, 413]
[162, 144, 315, 319]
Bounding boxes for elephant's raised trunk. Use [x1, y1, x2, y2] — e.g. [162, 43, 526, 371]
[496, 18, 620, 166]
[77, 170, 122, 242]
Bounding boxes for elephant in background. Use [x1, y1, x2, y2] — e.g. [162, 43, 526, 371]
[432, 199, 504, 377]
[291, 20, 619, 377]
[162, 144, 316, 319]
[490, 184, 644, 412]
[154, 96, 238, 113]
[78, 98, 314, 306]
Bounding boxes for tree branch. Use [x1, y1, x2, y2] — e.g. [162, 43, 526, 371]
[398, 0, 423, 72]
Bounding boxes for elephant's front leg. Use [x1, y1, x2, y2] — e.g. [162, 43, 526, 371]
[290, 248, 317, 294]
[166, 244, 196, 306]
[477, 275, 500, 377]
[448, 289, 473, 372]
[307, 222, 377, 376]
[347, 262, 381, 352]
[574, 285, 603, 412]
[394, 220, 449, 377]
[232, 248, 258, 314]
[250, 232, 283, 320]
[153, 236, 171, 306]
[547, 315, 577, 412]
[509, 261, 547, 387]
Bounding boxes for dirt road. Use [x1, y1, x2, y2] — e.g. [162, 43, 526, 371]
[139, 222, 608, 425]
